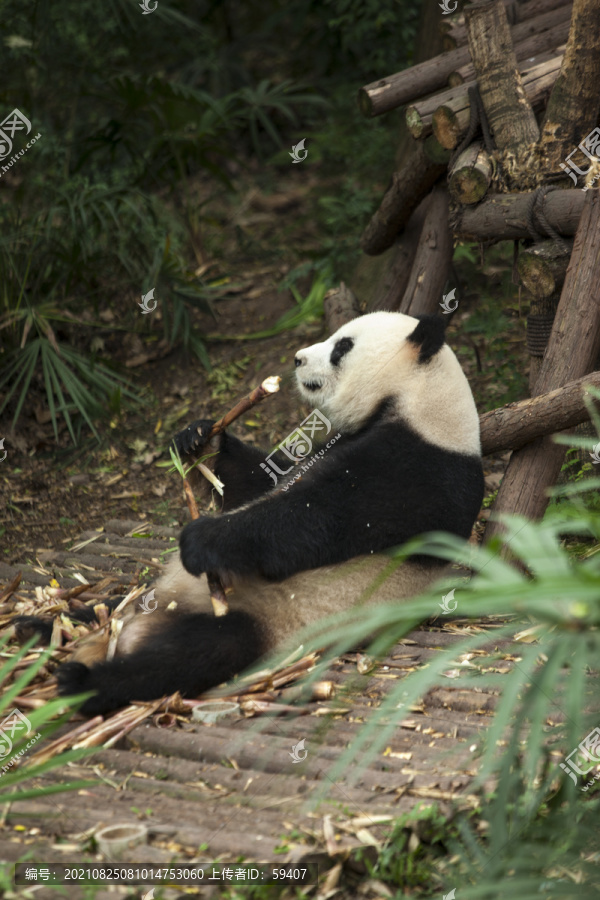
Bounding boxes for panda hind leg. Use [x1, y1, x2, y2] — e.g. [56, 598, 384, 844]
[56, 609, 268, 717]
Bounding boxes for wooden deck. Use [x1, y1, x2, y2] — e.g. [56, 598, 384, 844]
[0, 520, 514, 895]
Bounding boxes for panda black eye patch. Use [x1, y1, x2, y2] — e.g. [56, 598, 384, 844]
[330, 337, 354, 367]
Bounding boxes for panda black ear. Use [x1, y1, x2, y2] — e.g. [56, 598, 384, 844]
[407, 315, 446, 363]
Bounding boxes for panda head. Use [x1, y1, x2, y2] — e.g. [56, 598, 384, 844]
[294, 312, 480, 456]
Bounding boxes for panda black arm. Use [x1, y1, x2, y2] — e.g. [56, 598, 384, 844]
[173, 419, 290, 511]
[179, 422, 483, 581]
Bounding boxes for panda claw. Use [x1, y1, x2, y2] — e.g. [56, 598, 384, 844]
[172, 419, 216, 457]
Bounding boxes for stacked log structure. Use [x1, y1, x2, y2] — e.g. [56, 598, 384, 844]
[356, 0, 600, 535]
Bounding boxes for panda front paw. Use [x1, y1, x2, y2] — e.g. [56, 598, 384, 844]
[179, 516, 231, 577]
[172, 419, 216, 458]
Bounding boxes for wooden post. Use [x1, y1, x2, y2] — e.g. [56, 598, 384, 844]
[398, 187, 453, 317]
[360, 141, 446, 256]
[485, 191, 600, 540]
[540, 0, 600, 177]
[369, 197, 431, 312]
[465, 0, 539, 149]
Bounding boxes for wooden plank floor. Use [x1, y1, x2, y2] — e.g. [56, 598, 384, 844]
[0, 520, 513, 895]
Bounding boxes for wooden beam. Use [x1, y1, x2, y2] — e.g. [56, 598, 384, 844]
[360, 142, 446, 256]
[480, 371, 600, 456]
[452, 188, 585, 241]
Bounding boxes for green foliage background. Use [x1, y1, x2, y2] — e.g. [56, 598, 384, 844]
[0, 0, 418, 439]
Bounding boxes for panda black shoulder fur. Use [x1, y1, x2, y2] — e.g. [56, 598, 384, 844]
[57, 312, 484, 715]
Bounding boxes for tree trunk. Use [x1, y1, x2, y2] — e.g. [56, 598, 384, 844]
[448, 142, 493, 204]
[398, 187, 453, 317]
[360, 142, 446, 256]
[480, 370, 600, 456]
[433, 54, 562, 149]
[452, 188, 584, 241]
[486, 191, 600, 539]
[465, 0, 539, 150]
[540, 0, 600, 176]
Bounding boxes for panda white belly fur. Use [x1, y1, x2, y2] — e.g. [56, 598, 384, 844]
[135, 551, 438, 651]
[55, 312, 483, 715]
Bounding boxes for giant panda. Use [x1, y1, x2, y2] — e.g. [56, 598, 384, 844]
[52, 312, 484, 715]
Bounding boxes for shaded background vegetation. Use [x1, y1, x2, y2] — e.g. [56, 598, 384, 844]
[1, 1, 598, 898]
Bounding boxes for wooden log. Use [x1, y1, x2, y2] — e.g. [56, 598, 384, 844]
[324, 283, 361, 332]
[452, 188, 585, 241]
[398, 187, 453, 317]
[465, 0, 539, 149]
[486, 191, 600, 537]
[448, 142, 493, 204]
[443, 0, 571, 50]
[449, 27, 568, 86]
[358, 4, 572, 117]
[518, 239, 573, 299]
[480, 371, 600, 456]
[369, 197, 431, 312]
[360, 142, 446, 256]
[540, 0, 600, 177]
[433, 54, 562, 149]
